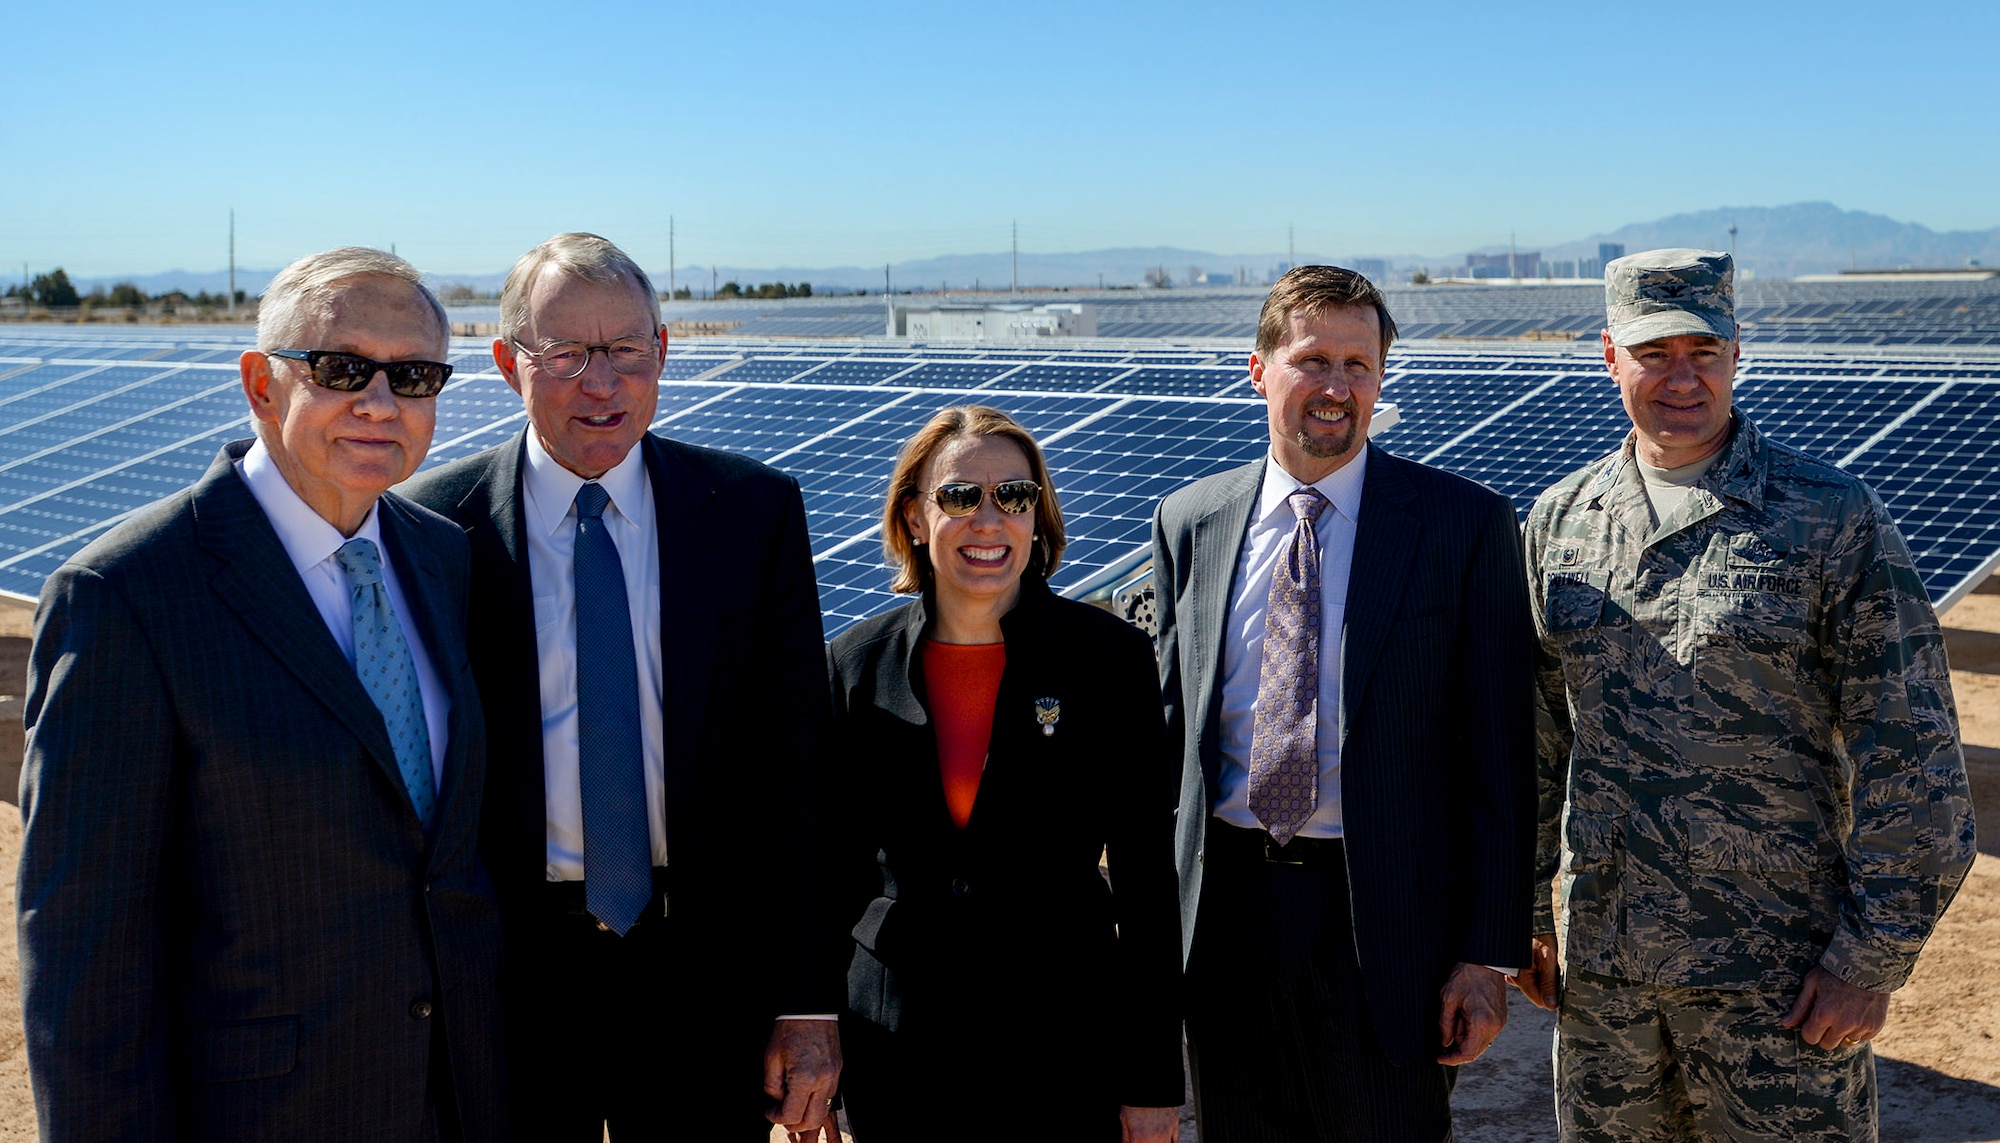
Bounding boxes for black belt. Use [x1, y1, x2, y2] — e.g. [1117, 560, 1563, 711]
[1209, 819, 1346, 866]
[542, 867, 672, 929]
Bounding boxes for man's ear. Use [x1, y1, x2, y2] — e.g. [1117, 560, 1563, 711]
[1248, 351, 1268, 399]
[241, 350, 279, 425]
[493, 337, 524, 396]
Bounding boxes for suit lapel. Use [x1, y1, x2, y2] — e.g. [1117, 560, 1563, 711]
[194, 444, 404, 791]
[378, 495, 464, 830]
[1188, 461, 1263, 778]
[646, 435, 720, 824]
[1338, 446, 1421, 741]
[467, 433, 550, 853]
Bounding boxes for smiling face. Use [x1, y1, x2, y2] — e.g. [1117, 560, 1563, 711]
[1603, 331, 1739, 467]
[1249, 305, 1383, 484]
[496, 266, 665, 479]
[903, 433, 1037, 624]
[241, 273, 444, 535]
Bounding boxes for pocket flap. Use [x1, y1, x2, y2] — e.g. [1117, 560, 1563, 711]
[1686, 818, 1820, 873]
[1545, 570, 1609, 633]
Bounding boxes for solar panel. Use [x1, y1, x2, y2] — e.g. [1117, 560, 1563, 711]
[2, 325, 1996, 631]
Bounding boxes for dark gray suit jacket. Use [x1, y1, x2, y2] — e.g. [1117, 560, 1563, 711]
[1151, 444, 1536, 1065]
[18, 440, 506, 1142]
[403, 431, 840, 1043]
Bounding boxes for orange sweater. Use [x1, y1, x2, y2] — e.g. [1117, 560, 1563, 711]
[919, 640, 1006, 829]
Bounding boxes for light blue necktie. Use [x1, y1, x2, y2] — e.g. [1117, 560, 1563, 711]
[334, 538, 436, 830]
[573, 482, 652, 936]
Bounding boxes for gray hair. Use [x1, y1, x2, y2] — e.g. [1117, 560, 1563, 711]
[499, 232, 660, 343]
[256, 247, 448, 354]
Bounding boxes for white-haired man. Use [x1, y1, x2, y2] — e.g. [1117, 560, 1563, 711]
[405, 233, 841, 1140]
[20, 248, 505, 1141]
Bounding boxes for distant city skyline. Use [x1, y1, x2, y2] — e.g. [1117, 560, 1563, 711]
[7, 0, 1997, 279]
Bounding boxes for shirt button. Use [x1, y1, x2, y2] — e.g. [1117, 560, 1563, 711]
[410, 999, 433, 1020]
[951, 878, 971, 898]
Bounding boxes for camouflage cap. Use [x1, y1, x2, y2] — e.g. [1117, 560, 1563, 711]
[1604, 248, 1736, 346]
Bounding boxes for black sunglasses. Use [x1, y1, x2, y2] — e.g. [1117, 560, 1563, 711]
[926, 480, 1041, 517]
[267, 349, 453, 399]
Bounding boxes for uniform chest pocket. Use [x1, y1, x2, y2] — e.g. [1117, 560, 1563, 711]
[1545, 570, 1610, 633]
[1694, 537, 1813, 646]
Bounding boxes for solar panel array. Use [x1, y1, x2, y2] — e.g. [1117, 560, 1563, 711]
[3, 324, 1997, 633]
[631, 276, 2000, 346]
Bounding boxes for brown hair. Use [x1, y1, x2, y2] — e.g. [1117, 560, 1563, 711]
[881, 405, 1066, 594]
[1254, 264, 1399, 359]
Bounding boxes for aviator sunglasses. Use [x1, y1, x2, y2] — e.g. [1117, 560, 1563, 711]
[925, 480, 1041, 517]
[267, 349, 454, 398]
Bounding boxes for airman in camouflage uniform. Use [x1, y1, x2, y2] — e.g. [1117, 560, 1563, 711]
[1515, 249, 1976, 1141]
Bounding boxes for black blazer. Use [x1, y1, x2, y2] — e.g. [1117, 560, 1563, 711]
[1152, 444, 1537, 1066]
[18, 441, 505, 1142]
[825, 578, 1184, 1108]
[403, 429, 841, 1021]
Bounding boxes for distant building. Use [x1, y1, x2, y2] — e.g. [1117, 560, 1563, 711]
[1349, 258, 1388, 282]
[1466, 251, 1541, 279]
[1546, 259, 1578, 278]
[893, 302, 1097, 340]
[1193, 270, 1234, 286]
[1598, 242, 1625, 263]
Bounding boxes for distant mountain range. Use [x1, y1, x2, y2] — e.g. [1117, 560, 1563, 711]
[64, 203, 2000, 297]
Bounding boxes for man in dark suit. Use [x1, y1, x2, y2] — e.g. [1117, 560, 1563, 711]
[1152, 265, 1536, 1141]
[402, 233, 840, 1141]
[18, 248, 505, 1142]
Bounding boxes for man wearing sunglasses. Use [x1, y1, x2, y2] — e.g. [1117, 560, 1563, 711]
[404, 233, 841, 1141]
[19, 248, 507, 1141]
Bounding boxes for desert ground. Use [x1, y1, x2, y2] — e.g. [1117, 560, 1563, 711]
[3, 582, 1999, 1142]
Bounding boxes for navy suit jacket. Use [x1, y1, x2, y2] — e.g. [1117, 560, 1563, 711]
[1151, 443, 1537, 1065]
[18, 440, 505, 1142]
[403, 430, 841, 1031]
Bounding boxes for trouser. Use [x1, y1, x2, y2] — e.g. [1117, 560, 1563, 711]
[1185, 823, 1455, 1143]
[1556, 968, 1877, 1142]
[513, 872, 774, 1142]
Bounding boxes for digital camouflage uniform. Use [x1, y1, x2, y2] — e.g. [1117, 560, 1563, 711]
[1527, 411, 1976, 1141]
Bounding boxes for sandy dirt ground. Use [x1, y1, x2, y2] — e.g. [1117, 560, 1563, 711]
[3, 588, 1999, 1142]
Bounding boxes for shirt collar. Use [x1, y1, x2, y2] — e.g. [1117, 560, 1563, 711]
[521, 432, 649, 537]
[238, 438, 384, 577]
[1257, 446, 1369, 529]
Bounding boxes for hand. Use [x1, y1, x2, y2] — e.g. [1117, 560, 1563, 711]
[1119, 1104, 1180, 1143]
[1507, 932, 1561, 1011]
[763, 1019, 843, 1136]
[1437, 962, 1508, 1065]
[1780, 966, 1890, 1051]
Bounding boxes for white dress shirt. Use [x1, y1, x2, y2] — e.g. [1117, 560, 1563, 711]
[1213, 448, 1368, 839]
[236, 440, 450, 791]
[518, 434, 668, 881]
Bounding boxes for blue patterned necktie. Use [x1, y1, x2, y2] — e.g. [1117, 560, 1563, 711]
[334, 538, 436, 830]
[1247, 488, 1328, 845]
[572, 482, 651, 936]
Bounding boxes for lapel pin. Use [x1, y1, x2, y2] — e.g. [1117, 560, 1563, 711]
[1034, 697, 1061, 737]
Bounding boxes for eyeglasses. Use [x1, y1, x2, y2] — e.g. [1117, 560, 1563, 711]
[925, 480, 1041, 517]
[267, 349, 453, 399]
[512, 336, 660, 380]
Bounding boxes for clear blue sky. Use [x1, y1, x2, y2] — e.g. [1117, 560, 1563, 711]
[6, 0, 1996, 279]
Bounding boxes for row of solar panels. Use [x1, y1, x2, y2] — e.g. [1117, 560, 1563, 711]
[4, 330, 1997, 632]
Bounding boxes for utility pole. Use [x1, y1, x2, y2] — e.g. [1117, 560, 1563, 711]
[669, 215, 676, 298]
[885, 263, 892, 296]
[228, 209, 236, 315]
[1011, 219, 1018, 293]
[1510, 232, 1518, 280]
[1288, 224, 1295, 268]
[1728, 221, 1738, 260]
[711, 267, 717, 299]
[1098, 272, 1104, 291]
